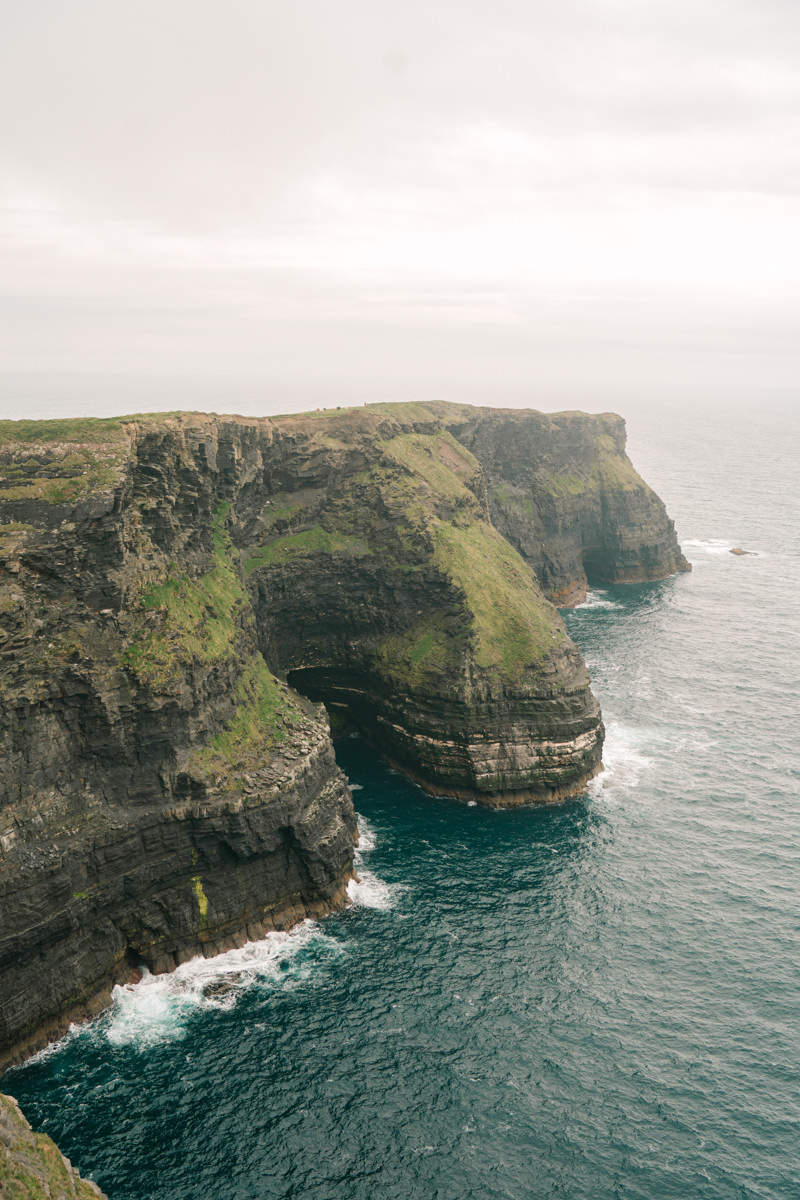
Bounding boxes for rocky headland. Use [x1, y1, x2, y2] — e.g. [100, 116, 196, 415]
[0, 401, 688, 1070]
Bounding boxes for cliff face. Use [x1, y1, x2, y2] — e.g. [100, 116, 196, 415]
[0, 1092, 106, 1198]
[0, 402, 686, 1067]
[433, 405, 690, 605]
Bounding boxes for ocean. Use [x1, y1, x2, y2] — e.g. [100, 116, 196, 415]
[5, 396, 800, 1200]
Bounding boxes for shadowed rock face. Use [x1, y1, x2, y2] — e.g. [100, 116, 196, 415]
[0, 401, 686, 1066]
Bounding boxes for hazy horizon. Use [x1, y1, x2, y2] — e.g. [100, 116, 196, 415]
[3, 1, 799, 421]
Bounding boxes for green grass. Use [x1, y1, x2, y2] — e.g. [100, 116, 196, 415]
[433, 519, 562, 682]
[0, 442, 126, 504]
[121, 504, 244, 691]
[540, 472, 588, 497]
[362, 400, 440, 423]
[374, 612, 456, 689]
[191, 876, 209, 926]
[589, 434, 642, 491]
[189, 652, 301, 782]
[537, 436, 643, 497]
[0, 1095, 102, 1200]
[0, 412, 188, 444]
[262, 501, 305, 524]
[0, 521, 34, 534]
[379, 430, 479, 504]
[243, 526, 371, 575]
[0, 416, 129, 444]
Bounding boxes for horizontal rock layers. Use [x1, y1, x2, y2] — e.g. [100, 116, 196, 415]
[0, 402, 687, 1065]
[433, 404, 690, 605]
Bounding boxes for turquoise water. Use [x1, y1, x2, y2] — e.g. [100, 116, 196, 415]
[6, 400, 800, 1199]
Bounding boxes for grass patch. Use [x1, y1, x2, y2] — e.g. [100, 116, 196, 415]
[540, 472, 587, 497]
[192, 876, 209, 926]
[0, 417, 129, 444]
[590, 434, 642, 491]
[433, 520, 562, 682]
[121, 504, 243, 691]
[243, 526, 371, 575]
[379, 430, 479, 504]
[0, 444, 126, 504]
[0, 412, 188, 445]
[189, 653, 302, 781]
[374, 612, 456, 689]
[262, 501, 305, 525]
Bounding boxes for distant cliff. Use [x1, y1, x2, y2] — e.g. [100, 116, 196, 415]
[0, 401, 687, 1068]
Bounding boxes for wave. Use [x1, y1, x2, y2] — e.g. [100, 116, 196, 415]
[25, 812, 396, 1061]
[588, 722, 656, 800]
[95, 923, 344, 1049]
[575, 589, 621, 610]
[682, 537, 747, 557]
[355, 813, 377, 853]
[346, 870, 403, 911]
[349, 813, 404, 909]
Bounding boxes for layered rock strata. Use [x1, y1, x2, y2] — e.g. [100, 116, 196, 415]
[0, 402, 686, 1066]
[431, 404, 690, 605]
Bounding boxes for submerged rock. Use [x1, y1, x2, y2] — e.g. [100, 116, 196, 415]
[0, 402, 687, 1066]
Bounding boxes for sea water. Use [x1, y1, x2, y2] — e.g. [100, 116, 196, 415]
[5, 397, 800, 1200]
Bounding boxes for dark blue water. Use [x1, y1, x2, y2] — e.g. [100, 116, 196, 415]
[6, 398, 800, 1199]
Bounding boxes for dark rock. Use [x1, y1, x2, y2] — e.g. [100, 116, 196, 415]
[0, 403, 687, 1066]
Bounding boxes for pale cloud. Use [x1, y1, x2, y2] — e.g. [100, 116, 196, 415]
[1, 0, 800, 416]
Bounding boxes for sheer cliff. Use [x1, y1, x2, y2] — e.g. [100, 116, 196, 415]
[0, 402, 687, 1067]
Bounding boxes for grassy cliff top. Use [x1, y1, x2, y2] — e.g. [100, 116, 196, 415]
[0, 401, 626, 445]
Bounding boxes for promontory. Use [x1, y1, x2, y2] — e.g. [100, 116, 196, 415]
[0, 401, 688, 1068]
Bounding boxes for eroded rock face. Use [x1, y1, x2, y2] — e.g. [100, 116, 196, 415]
[0, 1092, 107, 1198]
[0, 402, 686, 1065]
[434, 405, 690, 605]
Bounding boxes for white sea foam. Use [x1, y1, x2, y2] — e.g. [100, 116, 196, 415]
[349, 812, 402, 908]
[588, 722, 656, 799]
[355, 813, 377, 853]
[22, 1025, 82, 1066]
[575, 589, 620, 610]
[98, 922, 341, 1048]
[347, 869, 402, 911]
[682, 537, 738, 557]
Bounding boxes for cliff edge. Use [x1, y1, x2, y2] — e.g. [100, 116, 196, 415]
[0, 401, 687, 1067]
[0, 1092, 106, 1198]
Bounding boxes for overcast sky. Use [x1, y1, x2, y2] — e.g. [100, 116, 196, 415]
[2, 0, 799, 418]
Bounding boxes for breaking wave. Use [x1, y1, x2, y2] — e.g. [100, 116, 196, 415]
[96, 924, 343, 1050]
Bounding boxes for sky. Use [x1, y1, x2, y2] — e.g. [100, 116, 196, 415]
[1, 0, 799, 419]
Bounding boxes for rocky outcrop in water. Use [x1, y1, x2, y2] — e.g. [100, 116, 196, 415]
[0, 1092, 106, 1198]
[0, 401, 686, 1067]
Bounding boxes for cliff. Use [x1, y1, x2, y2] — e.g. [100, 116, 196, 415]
[0, 401, 687, 1068]
[0, 1092, 106, 1198]
[430, 404, 690, 605]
